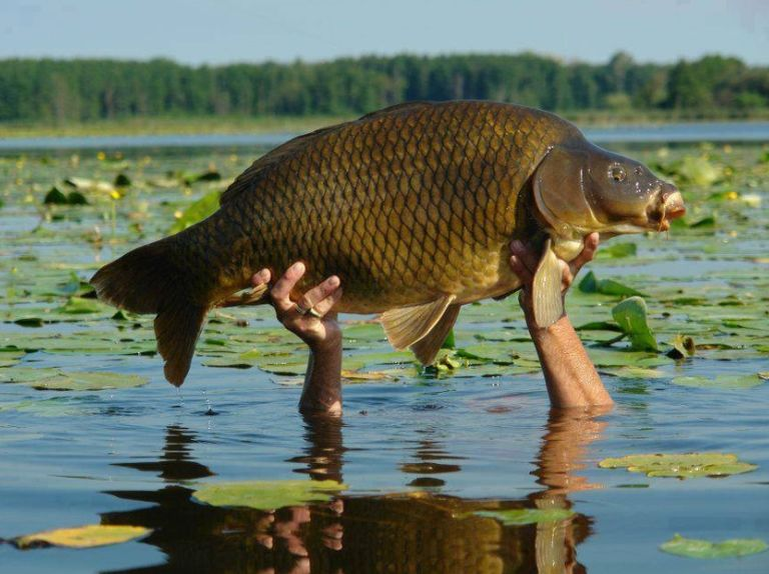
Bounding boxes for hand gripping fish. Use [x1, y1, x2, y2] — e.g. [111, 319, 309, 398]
[91, 101, 685, 386]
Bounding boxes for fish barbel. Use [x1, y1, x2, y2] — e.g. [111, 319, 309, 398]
[91, 101, 685, 386]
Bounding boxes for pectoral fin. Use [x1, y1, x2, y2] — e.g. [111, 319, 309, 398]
[381, 295, 456, 351]
[532, 239, 564, 328]
[410, 304, 461, 365]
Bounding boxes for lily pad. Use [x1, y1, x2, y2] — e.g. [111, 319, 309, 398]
[168, 190, 221, 233]
[192, 479, 346, 511]
[578, 271, 646, 297]
[474, 508, 575, 525]
[0, 366, 148, 391]
[612, 297, 658, 352]
[671, 374, 764, 390]
[596, 242, 637, 259]
[14, 524, 151, 549]
[58, 296, 107, 315]
[660, 533, 767, 559]
[598, 453, 757, 479]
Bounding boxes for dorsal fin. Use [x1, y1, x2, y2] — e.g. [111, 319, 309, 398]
[220, 101, 437, 206]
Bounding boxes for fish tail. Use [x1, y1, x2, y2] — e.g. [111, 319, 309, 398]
[90, 236, 208, 387]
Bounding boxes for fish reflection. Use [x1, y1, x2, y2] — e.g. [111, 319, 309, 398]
[100, 407, 609, 573]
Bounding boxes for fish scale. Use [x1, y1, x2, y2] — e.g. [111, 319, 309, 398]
[91, 100, 684, 385]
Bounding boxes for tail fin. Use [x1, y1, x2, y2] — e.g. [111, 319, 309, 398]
[90, 238, 207, 387]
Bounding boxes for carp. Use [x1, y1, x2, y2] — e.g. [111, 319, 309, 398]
[91, 101, 685, 386]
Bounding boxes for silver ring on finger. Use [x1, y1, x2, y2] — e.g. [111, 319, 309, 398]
[295, 302, 310, 315]
[307, 307, 323, 319]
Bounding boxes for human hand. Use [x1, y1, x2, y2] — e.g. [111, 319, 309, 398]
[509, 233, 599, 318]
[252, 262, 344, 352]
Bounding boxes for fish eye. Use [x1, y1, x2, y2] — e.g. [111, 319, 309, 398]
[609, 165, 626, 183]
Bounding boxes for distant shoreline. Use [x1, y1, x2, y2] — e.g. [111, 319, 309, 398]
[3, 109, 769, 140]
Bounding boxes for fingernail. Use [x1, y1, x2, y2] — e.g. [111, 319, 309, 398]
[291, 261, 305, 273]
[257, 269, 270, 281]
[328, 275, 340, 287]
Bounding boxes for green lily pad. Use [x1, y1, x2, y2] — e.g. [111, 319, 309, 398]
[671, 374, 764, 389]
[58, 296, 107, 314]
[612, 297, 658, 352]
[192, 479, 346, 511]
[578, 271, 646, 297]
[0, 350, 25, 367]
[596, 242, 637, 259]
[660, 533, 767, 559]
[598, 453, 757, 479]
[168, 189, 221, 233]
[667, 334, 696, 359]
[14, 524, 151, 549]
[473, 508, 575, 525]
[0, 366, 148, 391]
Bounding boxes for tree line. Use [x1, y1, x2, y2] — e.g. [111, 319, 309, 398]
[0, 52, 767, 123]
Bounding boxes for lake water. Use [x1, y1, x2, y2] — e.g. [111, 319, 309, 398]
[0, 137, 767, 573]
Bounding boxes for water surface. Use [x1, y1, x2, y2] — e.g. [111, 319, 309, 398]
[0, 142, 767, 573]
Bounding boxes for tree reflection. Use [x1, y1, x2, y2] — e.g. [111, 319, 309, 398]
[101, 407, 610, 573]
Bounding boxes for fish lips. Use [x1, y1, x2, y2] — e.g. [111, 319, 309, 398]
[648, 184, 686, 231]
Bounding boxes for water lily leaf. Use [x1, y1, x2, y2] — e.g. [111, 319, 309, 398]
[58, 296, 107, 314]
[114, 173, 132, 187]
[0, 366, 148, 391]
[689, 215, 716, 229]
[667, 334, 696, 359]
[341, 369, 391, 381]
[575, 321, 624, 333]
[14, 524, 151, 549]
[0, 349, 25, 367]
[193, 479, 346, 511]
[181, 169, 221, 185]
[660, 534, 767, 559]
[671, 374, 764, 390]
[612, 297, 658, 352]
[596, 242, 637, 259]
[673, 155, 722, 186]
[598, 453, 757, 478]
[168, 190, 222, 233]
[474, 508, 575, 525]
[43, 187, 68, 205]
[578, 271, 646, 297]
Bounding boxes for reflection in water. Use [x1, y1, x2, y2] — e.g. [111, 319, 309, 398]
[100, 409, 609, 573]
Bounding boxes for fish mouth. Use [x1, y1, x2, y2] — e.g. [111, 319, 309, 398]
[648, 185, 686, 231]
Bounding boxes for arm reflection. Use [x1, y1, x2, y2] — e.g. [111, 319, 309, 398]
[99, 406, 611, 574]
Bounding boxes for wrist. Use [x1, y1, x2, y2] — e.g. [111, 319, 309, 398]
[308, 333, 342, 355]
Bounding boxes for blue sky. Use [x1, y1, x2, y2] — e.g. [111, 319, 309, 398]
[2, 0, 767, 65]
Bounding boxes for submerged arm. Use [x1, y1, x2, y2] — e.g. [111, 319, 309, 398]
[251, 263, 344, 415]
[510, 233, 613, 408]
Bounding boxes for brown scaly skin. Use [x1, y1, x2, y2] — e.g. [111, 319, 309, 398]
[179, 101, 579, 311]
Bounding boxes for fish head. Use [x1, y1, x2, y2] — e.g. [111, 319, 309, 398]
[533, 141, 685, 240]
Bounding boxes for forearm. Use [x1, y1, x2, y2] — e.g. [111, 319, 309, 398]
[526, 313, 613, 408]
[300, 338, 343, 415]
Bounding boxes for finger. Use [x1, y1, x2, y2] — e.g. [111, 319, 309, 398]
[509, 239, 539, 274]
[569, 233, 600, 275]
[296, 275, 340, 312]
[250, 268, 271, 287]
[561, 259, 574, 291]
[271, 262, 305, 311]
[310, 287, 343, 317]
[509, 254, 533, 283]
